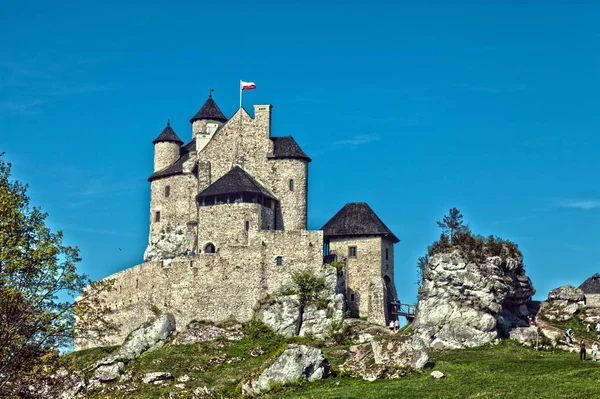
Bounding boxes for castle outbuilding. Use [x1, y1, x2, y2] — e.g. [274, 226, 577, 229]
[75, 93, 400, 350]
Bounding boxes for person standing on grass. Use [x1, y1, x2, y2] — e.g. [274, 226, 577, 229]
[592, 342, 598, 362]
[596, 322, 600, 338]
[580, 340, 586, 361]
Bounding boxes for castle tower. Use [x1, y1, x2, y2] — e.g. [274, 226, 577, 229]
[152, 121, 183, 172]
[322, 202, 400, 326]
[190, 92, 228, 152]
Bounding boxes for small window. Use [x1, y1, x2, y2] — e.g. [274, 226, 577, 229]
[289, 179, 294, 191]
[348, 246, 357, 257]
[385, 248, 389, 260]
[350, 294, 355, 302]
[205, 243, 215, 253]
[155, 211, 161, 222]
[165, 185, 170, 198]
[245, 221, 250, 231]
[276, 256, 283, 266]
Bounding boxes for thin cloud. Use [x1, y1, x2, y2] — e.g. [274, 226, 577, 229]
[559, 200, 600, 210]
[334, 133, 381, 146]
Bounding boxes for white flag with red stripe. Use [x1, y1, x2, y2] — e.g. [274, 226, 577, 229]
[241, 81, 256, 90]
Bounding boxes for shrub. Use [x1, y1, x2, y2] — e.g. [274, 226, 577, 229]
[330, 261, 344, 277]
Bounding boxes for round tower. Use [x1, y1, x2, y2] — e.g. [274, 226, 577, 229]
[152, 121, 183, 172]
[190, 91, 228, 152]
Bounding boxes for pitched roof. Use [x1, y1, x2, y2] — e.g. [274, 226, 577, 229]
[148, 139, 194, 181]
[321, 202, 399, 243]
[579, 273, 600, 294]
[196, 166, 276, 201]
[190, 95, 228, 123]
[268, 136, 311, 162]
[152, 122, 184, 145]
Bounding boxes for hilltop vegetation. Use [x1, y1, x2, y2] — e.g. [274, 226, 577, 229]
[417, 208, 522, 283]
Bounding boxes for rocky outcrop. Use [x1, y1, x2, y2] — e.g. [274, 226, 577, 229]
[242, 345, 329, 395]
[176, 322, 243, 345]
[548, 285, 585, 302]
[414, 251, 535, 350]
[540, 285, 585, 322]
[118, 313, 176, 360]
[342, 334, 429, 380]
[256, 265, 345, 337]
[144, 224, 189, 261]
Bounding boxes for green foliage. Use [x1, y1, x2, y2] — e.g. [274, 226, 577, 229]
[0, 153, 111, 396]
[422, 208, 523, 266]
[416, 254, 429, 285]
[291, 271, 327, 308]
[330, 261, 344, 277]
[326, 317, 352, 345]
[281, 288, 297, 296]
[241, 318, 278, 341]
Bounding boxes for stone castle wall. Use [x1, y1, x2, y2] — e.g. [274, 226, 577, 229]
[153, 142, 180, 172]
[76, 229, 324, 350]
[328, 236, 393, 326]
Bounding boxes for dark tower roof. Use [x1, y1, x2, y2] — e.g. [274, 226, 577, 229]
[579, 273, 600, 294]
[152, 121, 184, 145]
[268, 136, 312, 162]
[190, 94, 228, 123]
[322, 202, 399, 243]
[196, 166, 276, 201]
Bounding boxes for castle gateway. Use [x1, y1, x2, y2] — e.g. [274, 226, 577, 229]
[75, 94, 399, 350]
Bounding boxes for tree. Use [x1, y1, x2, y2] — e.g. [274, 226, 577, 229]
[0, 153, 112, 396]
[291, 270, 327, 336]
[416, 254, 429, 285]
[436, 207, 465, 243]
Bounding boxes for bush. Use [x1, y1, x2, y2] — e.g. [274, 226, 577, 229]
[326, 317, 352, 345]
[330, 261, 344, 277]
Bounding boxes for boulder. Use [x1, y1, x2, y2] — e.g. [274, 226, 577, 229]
[548, 285, 585, 302]
[94, 362, 124, 382]
[243, 345, 329, 395]
[144, 223, 189, 261]
[431, 371, 445, 379]
[256, 265, 345, 338]
[142, 372, 173, 384]
[118, 313, 176, 360]
[342, 334, 428, 380]
[191, 386, 218, 398]
[414, 251, 535, 349]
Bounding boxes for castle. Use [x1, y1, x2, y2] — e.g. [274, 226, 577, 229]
[75, 94, 400, 350]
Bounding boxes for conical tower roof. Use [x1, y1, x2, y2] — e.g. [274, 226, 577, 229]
[152, 121, 183, 145]
[190, 93, 228, 123]
[322, 202, 399, 243]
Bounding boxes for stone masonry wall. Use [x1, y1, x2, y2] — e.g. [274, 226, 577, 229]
[586, 294, 600, 307]
[328, 236, 390, 326]
[196, 107, 307, 231]
[197, 202, 275, 249]
[153, 142, 180, 172]
[75, 229, 324, 350]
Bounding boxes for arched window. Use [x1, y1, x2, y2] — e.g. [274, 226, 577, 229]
[276, 256, 283, 266]
[204, 243, 216, 254]
[165, 185, 170, 198]
[289, 179, 294, 191]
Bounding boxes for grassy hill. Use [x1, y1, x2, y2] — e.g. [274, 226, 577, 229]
[65, 318, 600, 399]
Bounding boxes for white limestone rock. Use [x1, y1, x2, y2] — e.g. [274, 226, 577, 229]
[414, 250, 535, 350]
[144, 224, 188, 261]
[431, 370, 445, 379]
[342, 334, 429, 380]
[548, 285, 585, 302]
[94, 362, 124, 382]
[176, 323, 243, 345]
[243, 345, 329, 395]
[142, 372, 173, 384]
[118, 313, 176, 360]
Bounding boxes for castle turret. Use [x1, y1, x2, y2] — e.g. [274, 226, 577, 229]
[152, 121, 183, 172]
[190, 92, 228, 152]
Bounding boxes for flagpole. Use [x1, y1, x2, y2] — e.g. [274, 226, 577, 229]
[239, 80, 242, 109]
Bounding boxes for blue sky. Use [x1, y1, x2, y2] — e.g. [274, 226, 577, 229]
[1, 1, 599, 306]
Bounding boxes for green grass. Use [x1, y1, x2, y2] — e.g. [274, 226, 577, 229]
[62, 345, 119, 370]
[270, 340, 600, 399]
